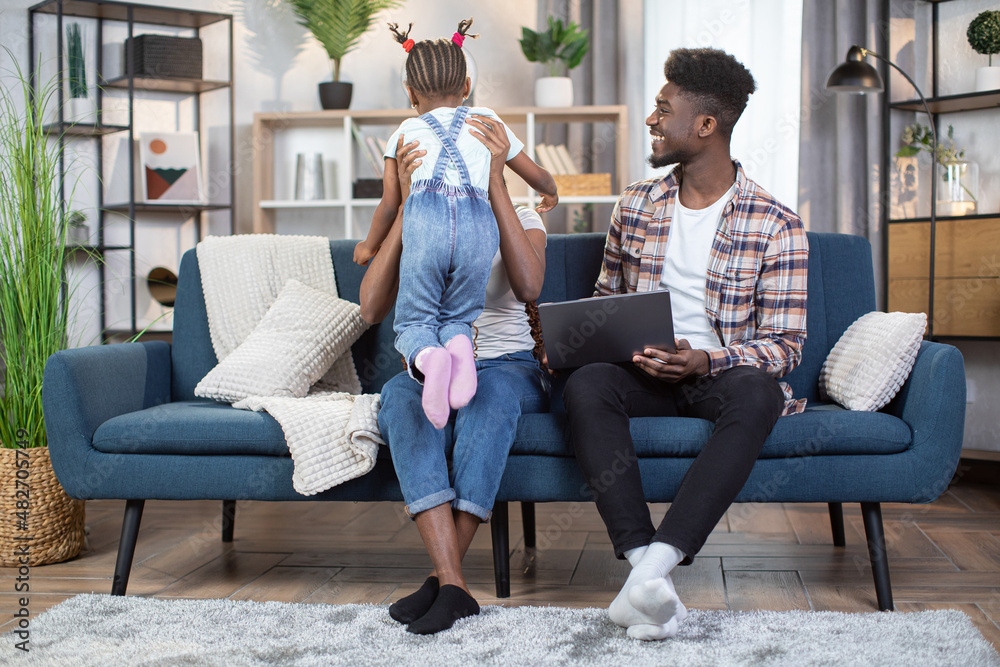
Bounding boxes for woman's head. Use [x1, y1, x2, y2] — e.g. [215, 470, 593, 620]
[389, 19, 478, 102]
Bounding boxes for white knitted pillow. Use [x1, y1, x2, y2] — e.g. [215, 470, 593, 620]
[195, 279, 369, 403]
[819, 311, 927, 411]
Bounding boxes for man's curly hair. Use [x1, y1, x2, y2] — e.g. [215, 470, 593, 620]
[664, 48, 757, 137]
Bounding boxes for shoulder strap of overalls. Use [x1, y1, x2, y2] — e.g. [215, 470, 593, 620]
[419, 106, 472, 185]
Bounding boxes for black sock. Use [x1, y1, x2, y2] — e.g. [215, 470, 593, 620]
[406, 584, 480, 635]
[389, 576, 439, 624]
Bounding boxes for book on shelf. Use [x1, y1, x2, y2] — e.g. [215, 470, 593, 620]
[534, 144, 580, 175]
[350, 124, 385, 178]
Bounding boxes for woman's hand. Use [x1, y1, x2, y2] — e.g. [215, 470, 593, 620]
[467, 114, 510, 181]
[394, 133, 424, 201]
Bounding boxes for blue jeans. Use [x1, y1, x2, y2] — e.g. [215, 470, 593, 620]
[393, 181, 499, 371]
[378, 351, 549, 521]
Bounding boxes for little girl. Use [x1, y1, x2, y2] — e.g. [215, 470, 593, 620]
[355, 18, 557, 429]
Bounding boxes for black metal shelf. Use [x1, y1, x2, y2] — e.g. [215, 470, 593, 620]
[101, 76, 230, 94]
[30, 0, 230, 28]
[888, 213, 1000, 224]
[43, 121, 129, 136]
[103, 203, 232, 214]
[31, 0, 235, 339]
[889, 89, 1000, 114]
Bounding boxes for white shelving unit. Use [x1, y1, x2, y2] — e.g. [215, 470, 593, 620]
[252, 106, 628, 238]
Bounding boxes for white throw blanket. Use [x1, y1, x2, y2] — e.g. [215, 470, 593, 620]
[196, 234, 383, 495]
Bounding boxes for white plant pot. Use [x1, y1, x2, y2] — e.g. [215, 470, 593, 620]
[974, 66, 1000, 92]
[534, 77, 573, 108]
[66, 96, 91, 123]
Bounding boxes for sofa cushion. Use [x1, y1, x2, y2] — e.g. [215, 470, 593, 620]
[512, 403, 911, 459]
[93, 401, 911, 461]
[93, 402, 290, 456]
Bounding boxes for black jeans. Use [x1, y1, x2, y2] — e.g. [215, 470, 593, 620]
[564, 362, 785, 563]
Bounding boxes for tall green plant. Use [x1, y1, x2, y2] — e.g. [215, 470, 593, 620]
[66, 22, 87, 99]
[286, 0, 404, 82]
[0, 52, 75, 449]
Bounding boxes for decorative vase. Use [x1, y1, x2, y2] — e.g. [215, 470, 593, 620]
[0, 447, 85, 566]
[974, 66, 1000, 92]
[66, 96, 92, 123]
[318, 81, 352, 110]
[936, 159, 979, 217]
[534, 76, 573, 107]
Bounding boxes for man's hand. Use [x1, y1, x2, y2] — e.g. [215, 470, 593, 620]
[632, 339, 710, 381]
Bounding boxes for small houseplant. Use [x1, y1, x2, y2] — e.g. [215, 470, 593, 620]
[519, 16, 590, 107]
[896, 123, 979, 216]
[968, 10, 1000, 92]
[286, 0, 404, 109]
[0, 52, 86, 565]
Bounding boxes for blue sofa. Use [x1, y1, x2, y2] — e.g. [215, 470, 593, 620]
[42, 232, 966, 611]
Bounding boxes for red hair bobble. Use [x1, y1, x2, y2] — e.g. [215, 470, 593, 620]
[451, 32, 464, 48]
[402, 38, 414, 52]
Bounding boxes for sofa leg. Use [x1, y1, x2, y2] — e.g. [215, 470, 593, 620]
[111, 499, 145, 596]
[521, 502, 536, 550]
[828, 502, 846, 547]
[860, 502, 894, 611]
[222, 500, 236, 543]
[491, 502, 511, 599]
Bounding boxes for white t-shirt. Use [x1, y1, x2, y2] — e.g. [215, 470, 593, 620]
[384, 106, 524, 191]
[659, 184, 736, 351]
[473, 206, 546, 360]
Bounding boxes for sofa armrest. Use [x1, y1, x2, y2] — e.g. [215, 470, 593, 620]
[42, 341, 172, 496]
[884, 340, 966, 502]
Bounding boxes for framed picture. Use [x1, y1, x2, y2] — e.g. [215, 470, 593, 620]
[138, 131, 204, 204]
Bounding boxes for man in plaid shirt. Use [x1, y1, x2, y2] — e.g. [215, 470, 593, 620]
[563, 49, 808, 641]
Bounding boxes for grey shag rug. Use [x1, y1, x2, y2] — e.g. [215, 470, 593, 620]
[6, 594, 999, 666]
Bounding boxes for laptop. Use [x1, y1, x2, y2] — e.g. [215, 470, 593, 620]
[538, 290, 676, 370]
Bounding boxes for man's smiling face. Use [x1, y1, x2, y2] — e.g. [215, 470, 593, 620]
[646, 81, 700, 169]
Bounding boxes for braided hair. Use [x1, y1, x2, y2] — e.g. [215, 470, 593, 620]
[388, 19, 478, 98]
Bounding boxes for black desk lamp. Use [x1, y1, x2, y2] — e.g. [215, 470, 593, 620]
[826, 45, 937, 338]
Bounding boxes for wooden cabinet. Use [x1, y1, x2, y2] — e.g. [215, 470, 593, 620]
[251, 106, 628, 238]
[888, 218, 1000, 336]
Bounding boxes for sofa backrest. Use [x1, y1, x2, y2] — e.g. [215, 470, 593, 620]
[170, 231, 874, 403]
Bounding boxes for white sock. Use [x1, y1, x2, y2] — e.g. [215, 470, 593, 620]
[609, 542, 686, 629]
[627, 616, 680, 642]
[624, 546, 648, 567]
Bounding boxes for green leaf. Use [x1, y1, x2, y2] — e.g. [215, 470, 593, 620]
[895, 145, 920, 157]
[520, 15, 591, 72]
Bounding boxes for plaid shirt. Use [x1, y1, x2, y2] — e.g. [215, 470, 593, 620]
[595, 161, 809, 416]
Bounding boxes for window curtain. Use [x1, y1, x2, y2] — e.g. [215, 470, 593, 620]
[798, 0, 887, 302]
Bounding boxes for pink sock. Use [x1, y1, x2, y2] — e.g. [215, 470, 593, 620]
[445, 335, 477, 409]
[416, 348, 451, 429]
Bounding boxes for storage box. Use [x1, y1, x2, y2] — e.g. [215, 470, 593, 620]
[353, 179, 383, 199]
[553, 173, 612, 197]
[125, 35, 203, 79]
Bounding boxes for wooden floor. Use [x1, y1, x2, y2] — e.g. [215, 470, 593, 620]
[2, 467, 999, 649]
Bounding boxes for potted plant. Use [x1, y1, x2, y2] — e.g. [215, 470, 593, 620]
[968, 10, 1000, 92]
[897, 123, 979, 216]
[0, 52, 86, 565]
[286, 0, 404, 109]
[519, 16, 590, 107]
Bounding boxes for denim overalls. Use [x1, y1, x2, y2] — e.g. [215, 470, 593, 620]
[393, 106, 500, 371]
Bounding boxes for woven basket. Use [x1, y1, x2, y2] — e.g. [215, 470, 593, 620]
[0, 447, 85, 566]
[553, 173, 612, 197]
